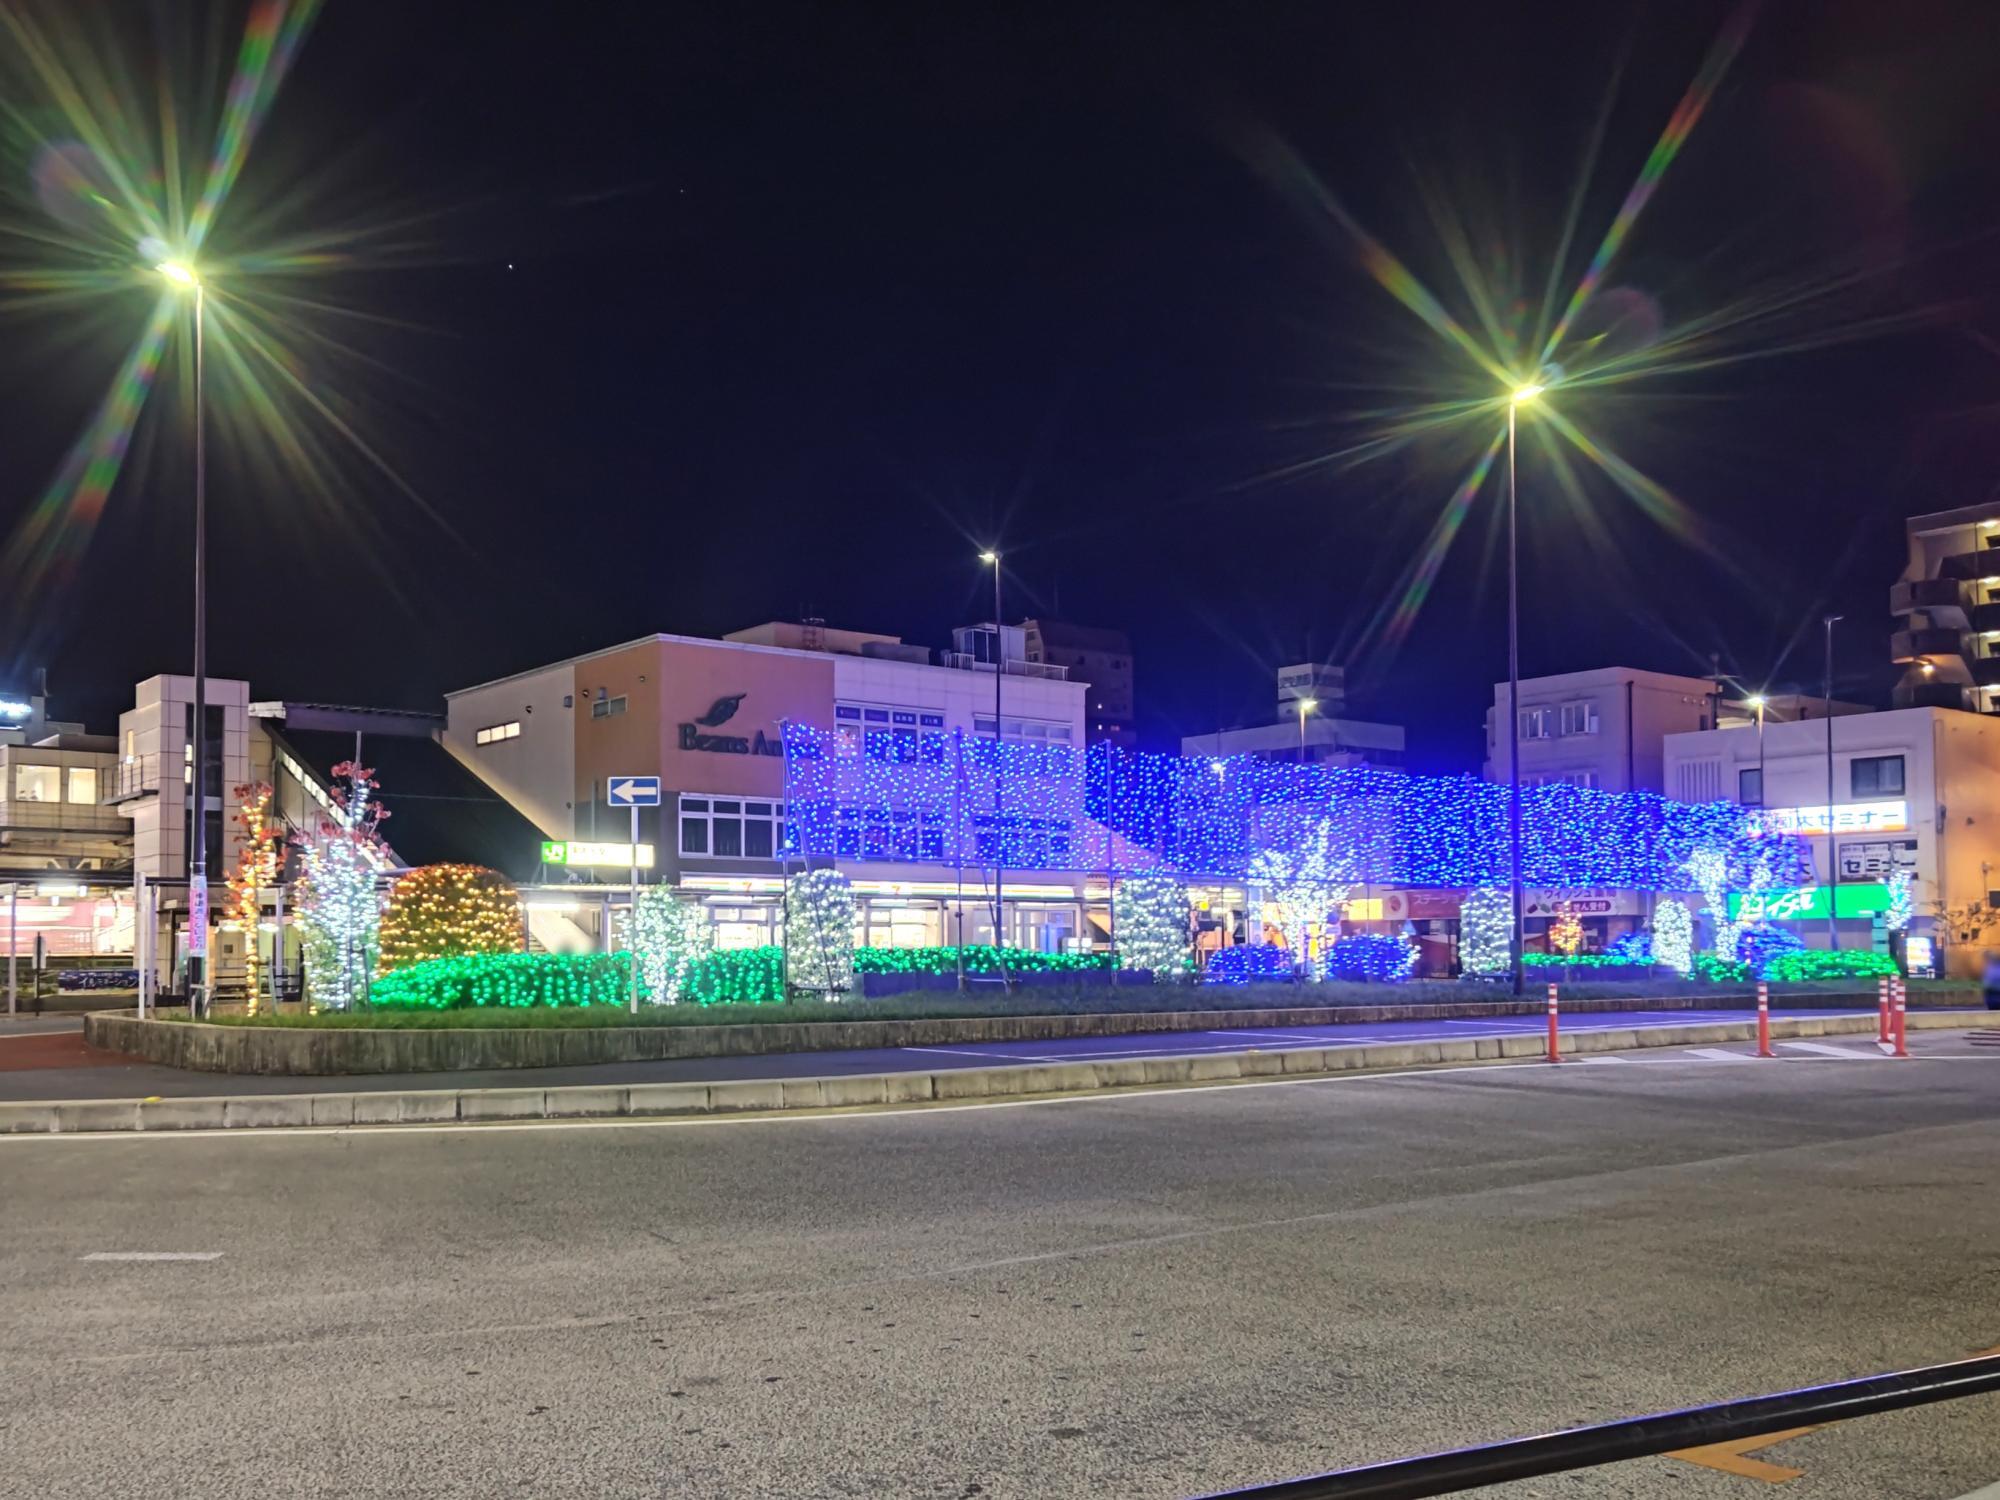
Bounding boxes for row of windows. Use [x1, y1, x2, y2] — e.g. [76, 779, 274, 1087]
[1522, 770, 1598, 789]
[10, 765, 98, 804]
[1518, 701, 1600, 740]
[680, 797, 785, 859]
[1736, 754, 1905, 809]
[475, 721, 521, 745]
[591, 696, 628, 719]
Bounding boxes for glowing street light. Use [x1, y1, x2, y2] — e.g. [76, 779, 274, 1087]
[979, 548, 1010, 983]
[1297, 696, 1317, 762]
[1746, 693, 1768, 813]
[156, 253, 213, 1008]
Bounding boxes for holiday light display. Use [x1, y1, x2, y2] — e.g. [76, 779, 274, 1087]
[378, 864, 524, 974]
[1111, 874, 1192, 980]
[1885, 869, 1913, 933]
[1605, 930, 1652, 964]
[1548, 902, 1584, 958]
[628, 886, 714, 1004]
[1249, 818, 1352, 978]
[855, 946, 1110, 975]
[1323, 932, 1417, 983]
[785, 868, 856, 996]
[1524, 952, 1646, 969]
[372, 951, 636, 1010]
[291, 762, 388, 1011]
[781, 727, 1796, 892]
[1458, 886, 1512, 975]
[1653, 898, 1693, 975]
[1736, 923, 1804, 976]
[1761, 949, 1898, 982]
[1202, 944, 1295, 985]
[225, 782, 280, 1014]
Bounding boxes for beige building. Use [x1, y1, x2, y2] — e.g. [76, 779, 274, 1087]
[1664, 706, 2000, 973]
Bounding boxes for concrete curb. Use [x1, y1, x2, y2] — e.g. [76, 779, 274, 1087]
[79, 988, 1941, 1076]
[6, 1012, 1969, 1136]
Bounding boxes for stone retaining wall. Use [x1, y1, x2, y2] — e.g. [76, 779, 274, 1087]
[84, 988, 1911, 1076]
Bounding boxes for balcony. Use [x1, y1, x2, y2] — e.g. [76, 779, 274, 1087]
[940, 653, 1069, 681]
[1890, 626, 1965, 663]
[1890, 577, 1966, 617]
[1969, 601, 2000, 634]
[1897, 680, 1970, 711]
[0, 797, 132, 835]
[104, 756, 164, 804]
[1938, 548, 2000, 583]
[1973, 655, 2000, 687]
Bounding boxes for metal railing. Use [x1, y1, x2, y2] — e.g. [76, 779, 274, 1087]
[0, 797, 131, 833]
[1194, 1353, 2000, 1499]
[940, 652, 1070, 680]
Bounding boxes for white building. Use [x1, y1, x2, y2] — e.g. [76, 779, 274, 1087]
[1484, 667, 1727, 793]
[1664, 706, 2000, 973]
[1183, 663, 1402, 769]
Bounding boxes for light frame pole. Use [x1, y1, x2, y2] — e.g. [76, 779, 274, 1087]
[158, 260, 209, 1006]
[1747, 693, 1767, 809]
[1822, 615, 1842, 953]
[979, 550, 1009, 967]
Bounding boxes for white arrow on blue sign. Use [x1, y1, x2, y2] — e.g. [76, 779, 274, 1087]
[607, 776, 662, 807]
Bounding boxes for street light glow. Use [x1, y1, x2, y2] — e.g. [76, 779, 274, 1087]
[1299, 698, 1317, 714]
[979, 550, 999, 565]
[155, 259, 200, 288]
[1510, 382, 1544, 405]
[1745, 694, 1766, 710]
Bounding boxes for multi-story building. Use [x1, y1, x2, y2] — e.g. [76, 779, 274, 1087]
[1890, 502, 2000, 715]
[444, 621, 1095, 952]
[1181, 663, 1402, 769]
[1484, 667, 1737, 794]
[1021, 619, 1135, 748]
[1664, 706, 2000, 973]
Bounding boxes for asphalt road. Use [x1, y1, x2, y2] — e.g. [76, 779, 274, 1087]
[0, 1005, 1955, 1102]
[3, 1041, 1998, 1498]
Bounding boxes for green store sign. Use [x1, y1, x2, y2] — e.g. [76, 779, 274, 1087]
[1726, 883, 1891, 922]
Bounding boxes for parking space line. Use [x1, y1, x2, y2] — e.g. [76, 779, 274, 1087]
[81, 1251, 223, 1262]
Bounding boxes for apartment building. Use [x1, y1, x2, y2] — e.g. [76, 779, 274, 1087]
[1890, 502, 2000, 715]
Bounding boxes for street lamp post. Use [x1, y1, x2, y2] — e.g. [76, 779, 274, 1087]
[158, 259, 209, 1007]
[1297, 697, 1317, 762]
[1746, 694, 1767, 808]
[1505, 381, 1543, 996]
[979, 551, 1007, 964]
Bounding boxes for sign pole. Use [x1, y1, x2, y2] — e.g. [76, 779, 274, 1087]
[629, 802, 640, 1013]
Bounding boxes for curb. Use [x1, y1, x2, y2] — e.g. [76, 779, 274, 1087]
[2, 1012, 1970, 1136]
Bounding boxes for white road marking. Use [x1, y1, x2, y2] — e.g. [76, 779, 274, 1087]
[1685, 1048, 1755, 1062]
[81, 1251, 223, 1262]
[1946, 1483, 2000, 1500]
[1572, 1056, 1631, 1065]
[1779, 1041, 1872, 1058]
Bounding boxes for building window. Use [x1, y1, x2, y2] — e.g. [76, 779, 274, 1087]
[1738, 767, 1762, 807]
[1559, 701, 1599, 736]
[67, 766, 98, 805]
[1850, 755, 1905, 797]
[1518, 708, 1550, 740]
[475, 721, 521, 746]
[680, 797, 785, 862]
[12, 764, 58, 802]
[591, 696, 627, 720]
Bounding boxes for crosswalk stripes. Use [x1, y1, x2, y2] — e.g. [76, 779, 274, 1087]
[1777, 1041, 1871, 1058]
[1685, 1047, 1756, 1062]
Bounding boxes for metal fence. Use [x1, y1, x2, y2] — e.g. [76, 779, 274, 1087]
[1193, 1353, 2000, 1498]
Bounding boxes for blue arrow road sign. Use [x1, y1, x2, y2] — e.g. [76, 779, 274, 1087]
[607, 776, 662, 807]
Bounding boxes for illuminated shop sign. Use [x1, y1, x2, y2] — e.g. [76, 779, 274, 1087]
[678, 693, 783, 757]
[1756, 800, 1907, 836]
[540, 841, 656, 869]
[1726, 882, 1892, 921]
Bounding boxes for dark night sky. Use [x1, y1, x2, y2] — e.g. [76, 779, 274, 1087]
[4, 0, 1999, 769]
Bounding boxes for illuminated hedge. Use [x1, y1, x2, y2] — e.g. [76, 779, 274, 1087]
[1522, 952, 1649, 969]
[1760, 949, 1898, 982]
[853, 945, 1112, 976]
[1202, 945, 1295, 985]
[1693, 954, 1750, 984]
[681, 945, 786, 1005]
[370, 951, 637, 1010]
[1322, 933, 1417, 983]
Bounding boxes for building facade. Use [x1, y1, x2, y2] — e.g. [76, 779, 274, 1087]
[443, 623, 1097, 952]
[1021, 619, 1135, 748]
[1182, 663, 1403, 769]
[1890, 502, 2000, 715]
[1484, 667, 1731, 794]
[1664, 706, 2000, 972]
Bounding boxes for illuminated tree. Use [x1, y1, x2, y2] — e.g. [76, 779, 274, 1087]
[1652, 898, 1693, 975]
[785, 869, 856, 996]
[1112, 875, 1191, 980]
[291, 762, 388, 1012]
[1884, 870, 1913, 933]
[379, 864, 524, 974]
[225, 782, 281, 1014]
[1249, 819, 1352, 980]
[628, 885, 713, 1004]
[1548, 901, 1584, 958]
[1459, 885, 1512, 976]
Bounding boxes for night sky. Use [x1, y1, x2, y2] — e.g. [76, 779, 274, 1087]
[4, 0, 1999, 770]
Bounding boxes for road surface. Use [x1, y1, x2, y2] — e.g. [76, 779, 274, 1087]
[4, 1032, 1998, 1498]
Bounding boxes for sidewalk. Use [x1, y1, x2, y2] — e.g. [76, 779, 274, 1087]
[0, 1008, 1981, 1133]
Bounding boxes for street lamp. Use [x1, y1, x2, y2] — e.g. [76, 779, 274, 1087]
[1745, 694, 1767, 811]
[157, 257, 210, 1007]
[1504, 378, 1545, 995]
[980, 550, 1007, 962]
[1297, 697, 1317, 762]
[1822, 615, 1843, 954]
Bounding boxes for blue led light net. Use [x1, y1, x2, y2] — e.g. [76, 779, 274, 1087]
[781, 726, 1803, 892]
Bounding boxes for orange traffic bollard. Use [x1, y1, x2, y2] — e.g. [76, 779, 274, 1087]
[1545, 982, 1565, 1063]
[1877, 975, 1891, 1045]
[1755, 981, 1774, 1057]
[1891, 975, 1910, 1059]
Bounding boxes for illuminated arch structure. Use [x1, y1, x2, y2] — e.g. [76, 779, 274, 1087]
[780, 726, 1805, 892]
